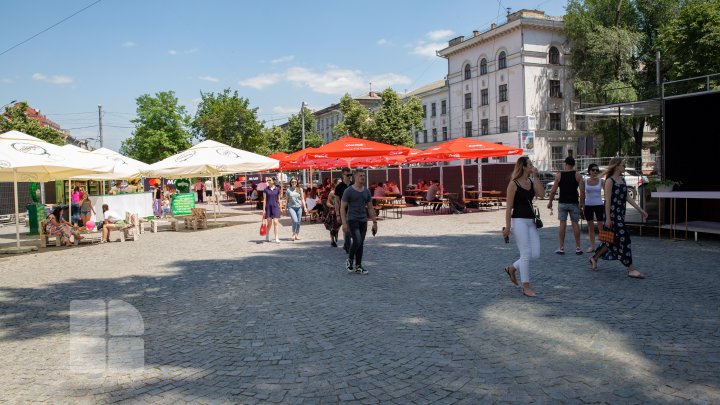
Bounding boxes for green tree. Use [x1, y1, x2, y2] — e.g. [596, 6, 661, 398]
[286, 110, 322, 152]
[657, 0, 720, 81]
[0, 102, 66, 145]
[191, 89, 266, 153]
[333, 93, 373, 139]
[120, 91, 192, 163]
[262, 126, 290, 155]
[565, 0, 646, 156]
[371, 89, 422, 147]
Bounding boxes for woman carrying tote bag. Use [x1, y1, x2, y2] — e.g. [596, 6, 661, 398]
[588, 157, 648, 278]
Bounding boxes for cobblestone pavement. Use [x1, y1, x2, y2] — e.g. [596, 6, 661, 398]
[1, 202, 719, 404]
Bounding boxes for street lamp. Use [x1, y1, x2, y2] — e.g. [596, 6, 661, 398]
[1, 99, 17, 110]
[301, 101, 306, 185]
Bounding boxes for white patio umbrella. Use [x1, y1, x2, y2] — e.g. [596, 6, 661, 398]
[145, 140, 279, 220]
[0, 130, 115, 251]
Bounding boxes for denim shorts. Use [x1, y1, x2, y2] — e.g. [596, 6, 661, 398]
[558, 203, 580, 222]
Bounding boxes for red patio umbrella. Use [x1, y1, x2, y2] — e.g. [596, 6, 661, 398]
[407, 138, 523, 197]
[304, 136, 412, 160]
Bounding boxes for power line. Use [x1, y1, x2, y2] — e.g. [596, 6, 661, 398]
[0, 0, 104, 57]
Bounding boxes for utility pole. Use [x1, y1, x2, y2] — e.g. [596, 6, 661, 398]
[301, 101, 306, 186]
[98, 104, 103, 148]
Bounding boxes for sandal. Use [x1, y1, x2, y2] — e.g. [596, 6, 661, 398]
[555, 248, 565, 255]
[588, 257, 598, 271]
[575, 247, 583, 255]
[504, 266, 518, 286]
[627, 270, 645, 279]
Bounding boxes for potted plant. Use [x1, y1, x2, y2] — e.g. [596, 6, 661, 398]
[648, 179, 682, 192]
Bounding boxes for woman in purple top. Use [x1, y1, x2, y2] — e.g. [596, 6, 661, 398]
[262, 177, 282, 243]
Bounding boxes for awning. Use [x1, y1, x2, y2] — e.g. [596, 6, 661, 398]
[574, 99, 661, 117]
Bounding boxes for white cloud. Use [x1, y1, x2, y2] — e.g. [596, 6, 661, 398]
[121, 41, 136, 48]
[198, 76, 220, 83]
[239, 66, 411, 95]
[271, 55, 295, 64]
[377, 38, 388, 46]
[427, 29, 454, 40]
[411, 42, 446, 59]
[168, 48, 198, 56]
[0, 78, 13, 84]
[272, 106, 301, 114]
[237, 73, 282, 89]
[32, 73, 74, 85]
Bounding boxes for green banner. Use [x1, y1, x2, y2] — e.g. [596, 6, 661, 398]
[171, 193, 196, 216]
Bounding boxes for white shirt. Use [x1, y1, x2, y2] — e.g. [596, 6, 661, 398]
[103, 209, 122, 223]
[204, 180, 213, 191]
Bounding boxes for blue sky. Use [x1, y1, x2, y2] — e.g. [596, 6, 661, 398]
[1, 0, 567, 153]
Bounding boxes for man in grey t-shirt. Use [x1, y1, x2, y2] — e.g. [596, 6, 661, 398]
[340, 169, 377, 274]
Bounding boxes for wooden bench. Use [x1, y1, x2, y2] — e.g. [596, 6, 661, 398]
[184, 208, 208, 230]
[39, 220, 63, 247]
[150, 217, 179, 232]
[422, 200, 446, 214]
[380, 203, 406, 219]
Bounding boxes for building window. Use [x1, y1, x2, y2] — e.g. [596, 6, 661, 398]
[465, 121, 472, 137]
[549, 80, 561, 98]
[415, 131, 419, 144]
[551, 145, 564, 170]
[481, 89, 488, 106]
[423, 130, 428, 143]
[464, 93, 472, 109]
[549, 46, 560, 65]
[442, 126, 448, 140]
[431, 102, 436, 117]
[575, 114, 586, 131]
[480, 58, 487, 75]
[481, 119, 489, 135]
[441, 100, 446, 115]
[464, 64, 471, 80]
[422, 105, 426, 118]
[498, 84, 508, 102]
[498, 51, 507, 69]
[495, 142, 507, 163]
[499, 116, 508, 132]
[549, 113, 561, 130]
[432, 128, 438, 142]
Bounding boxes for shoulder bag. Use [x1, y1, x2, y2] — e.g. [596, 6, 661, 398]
[259, 214, 267, 236]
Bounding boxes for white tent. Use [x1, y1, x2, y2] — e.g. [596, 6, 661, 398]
[69, 147, 150, 180]
[0, 130, 115, 251]
[145, 140, 279, 220]
[145, 140, 279, 178]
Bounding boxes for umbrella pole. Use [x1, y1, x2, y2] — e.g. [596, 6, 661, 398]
[479, 161, 483, 192]
[68, 179, 72, 225]
[399, 166, 403, 194]
[385, 167, 389, 183]
[13, 169, 20, 249]
[461, 162, 465, 200]
[213, 176, 218, 222]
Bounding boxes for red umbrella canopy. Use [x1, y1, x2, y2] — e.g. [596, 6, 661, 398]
[408, 138, 522, 163]
[304, 136, 411, 159]
[268, 152, 290, 161]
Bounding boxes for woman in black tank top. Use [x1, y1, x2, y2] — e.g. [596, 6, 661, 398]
[502, 157, 545, 297]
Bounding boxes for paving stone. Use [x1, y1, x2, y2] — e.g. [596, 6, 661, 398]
[0, 205, 719, 403]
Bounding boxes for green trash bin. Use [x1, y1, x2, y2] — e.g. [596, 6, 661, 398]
[27, 203, 46, 235]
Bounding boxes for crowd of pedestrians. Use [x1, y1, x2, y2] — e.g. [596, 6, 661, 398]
[253, 155, 648, 290]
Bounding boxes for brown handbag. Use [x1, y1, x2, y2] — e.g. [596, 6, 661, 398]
[598, 225, 616, 243]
